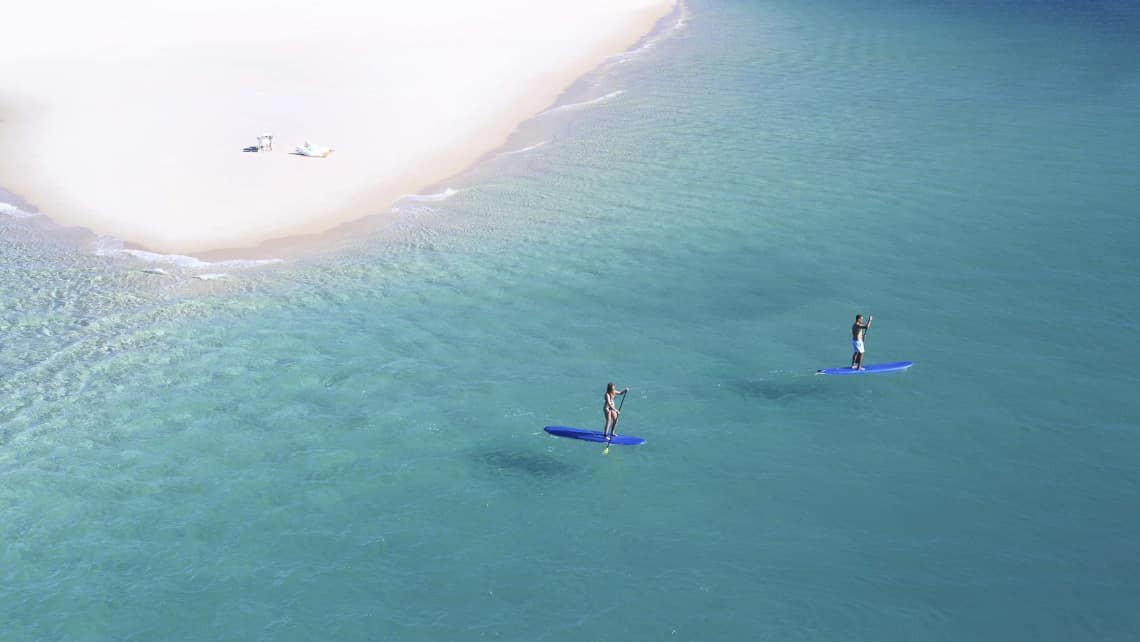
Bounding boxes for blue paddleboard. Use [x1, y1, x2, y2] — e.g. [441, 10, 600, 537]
[816, 361, 914, 375]
[544, 426, 646, 446]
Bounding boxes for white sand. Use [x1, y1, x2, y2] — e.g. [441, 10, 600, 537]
[0, 0, 674, 254]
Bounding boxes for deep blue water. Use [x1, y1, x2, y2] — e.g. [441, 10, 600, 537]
[2, 1, 1138, 639]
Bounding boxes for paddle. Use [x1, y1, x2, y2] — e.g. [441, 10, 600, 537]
[603, 390, 627, 455]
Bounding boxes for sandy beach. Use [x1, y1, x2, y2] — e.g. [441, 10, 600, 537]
[0, 0, 674, 255]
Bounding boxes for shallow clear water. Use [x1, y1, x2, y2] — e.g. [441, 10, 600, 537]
[3, 1, 1139, 639]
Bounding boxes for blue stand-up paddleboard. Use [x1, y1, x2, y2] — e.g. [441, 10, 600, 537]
[544, 426, 646, 446]
[816, 361, 914, 376]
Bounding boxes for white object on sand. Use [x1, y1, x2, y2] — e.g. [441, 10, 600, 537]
[256, 133, 273, 151]
[295, 140, 333, 158]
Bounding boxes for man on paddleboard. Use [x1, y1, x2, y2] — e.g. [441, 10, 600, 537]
[851, 314, 873, 369]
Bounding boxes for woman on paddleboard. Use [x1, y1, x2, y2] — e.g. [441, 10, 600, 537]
[603, 382, 629, 439]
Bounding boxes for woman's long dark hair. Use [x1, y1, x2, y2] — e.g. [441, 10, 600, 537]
[606, 382, 616, 394]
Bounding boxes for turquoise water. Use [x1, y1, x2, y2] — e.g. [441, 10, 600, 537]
[3, 1, 1139, 639]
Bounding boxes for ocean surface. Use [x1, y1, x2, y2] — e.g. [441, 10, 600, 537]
[2, 0, 1139, 639]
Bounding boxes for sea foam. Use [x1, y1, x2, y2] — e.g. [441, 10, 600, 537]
[539, 90, 625, 116]
[498, 140, 550, 157]
[394, 187, 463, 203]
[605, 1, 689, 67]
[92, 237, 283, 272]
[0, 202, 41, 219]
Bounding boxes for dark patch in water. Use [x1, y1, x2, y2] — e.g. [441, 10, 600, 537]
[472, 448, 578, 479]
[730, 377, 828, 402]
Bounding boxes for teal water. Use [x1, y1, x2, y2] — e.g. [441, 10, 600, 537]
[3, 1, 1139, 639]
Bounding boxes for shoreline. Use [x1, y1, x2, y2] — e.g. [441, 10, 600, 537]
[0, 1, 677, 259]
